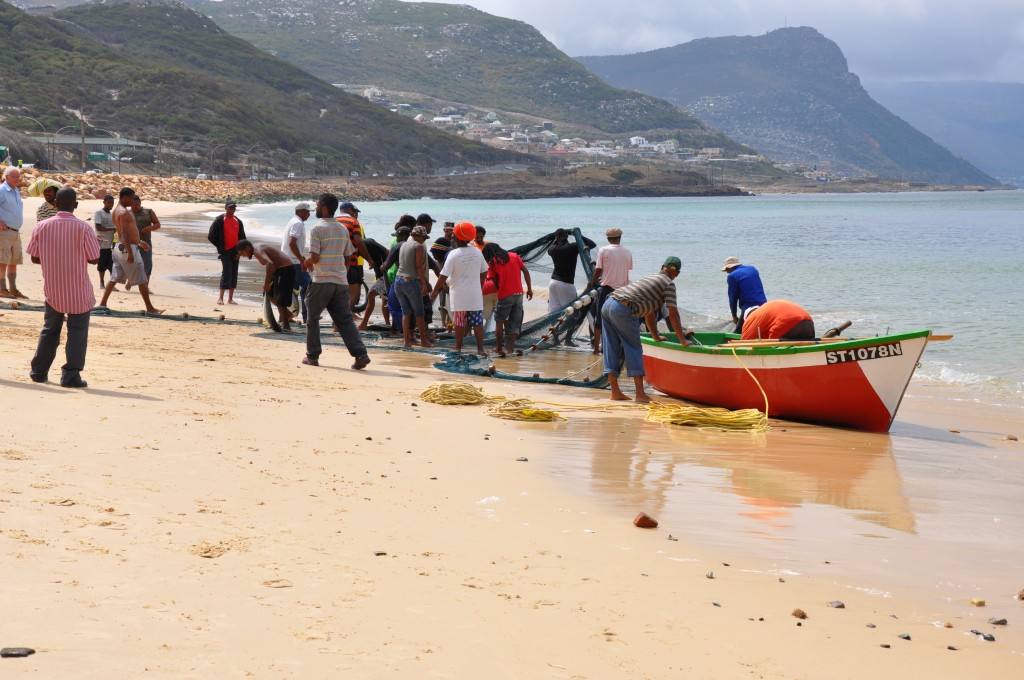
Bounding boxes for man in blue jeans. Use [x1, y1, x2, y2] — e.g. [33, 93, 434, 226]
[601, 256, 691, 402]
[393, 225, 433, 347]
[301, 193, 370, 369]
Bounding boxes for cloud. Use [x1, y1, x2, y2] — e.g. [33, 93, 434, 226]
[409, 0, 1024, 82]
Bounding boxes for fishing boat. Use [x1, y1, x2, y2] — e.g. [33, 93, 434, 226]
[641, 329, 938, 432]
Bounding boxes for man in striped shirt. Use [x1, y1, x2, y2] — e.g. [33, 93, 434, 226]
[26, 187, 100, 388]
[601, 256, 691, 403]
[301, 193, 370, 369]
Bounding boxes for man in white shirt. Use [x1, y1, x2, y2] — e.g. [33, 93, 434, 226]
[588, 227, 633, 354]
[430, 222, 488, 355]
[281, 202, 311, 323]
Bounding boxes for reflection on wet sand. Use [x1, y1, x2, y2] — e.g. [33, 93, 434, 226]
[547, 414, 915, 539]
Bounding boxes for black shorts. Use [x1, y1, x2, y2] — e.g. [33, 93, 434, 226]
[594, 285, 614, 329]
[97, 248, 113, 273]
[347, 266, 364, 285]
[270, 265, 296, 308]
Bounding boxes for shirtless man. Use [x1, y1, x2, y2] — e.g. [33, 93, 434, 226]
[237, 239, 297, 330]
[97, 187, 163, 315]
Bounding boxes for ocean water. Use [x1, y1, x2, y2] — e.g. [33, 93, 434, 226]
[231, 190, 1024, 405]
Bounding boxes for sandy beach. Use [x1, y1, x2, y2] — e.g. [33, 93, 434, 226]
[1, 198, 1021, 678]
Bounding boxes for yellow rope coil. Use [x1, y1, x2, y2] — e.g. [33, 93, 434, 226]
[420, 381, 503, 405]
[644, 402, 769, 432]
[486, 399, 566, 422]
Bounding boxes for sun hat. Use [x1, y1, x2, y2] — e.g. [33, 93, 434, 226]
[411, 225, 428, 237]
[454, 221, 476, 242]
[663, 256, 682, 270]
[721, 256, 741, 271]
[295, 201, 311, 211]
[606, 227, 622, 238]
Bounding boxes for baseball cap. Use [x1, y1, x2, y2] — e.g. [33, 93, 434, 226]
[663, 256, 682, 270]
[295, 201, 311, 211]
[339, 201, 359, 213]
[416, 213, 436, 225]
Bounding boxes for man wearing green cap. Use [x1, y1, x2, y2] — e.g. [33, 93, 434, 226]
[601, 256, 691, 402]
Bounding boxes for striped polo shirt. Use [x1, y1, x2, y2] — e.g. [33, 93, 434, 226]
[308, 218, 355, 284]
[25, 211, 101, 315]
[611, 272, 677, 317]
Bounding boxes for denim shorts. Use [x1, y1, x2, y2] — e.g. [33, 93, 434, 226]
[394, 278, 425, 318]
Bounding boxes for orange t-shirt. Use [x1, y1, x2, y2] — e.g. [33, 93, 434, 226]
[741, 300, 812, 340]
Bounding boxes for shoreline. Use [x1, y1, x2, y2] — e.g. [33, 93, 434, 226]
[3, 199, 1022, 677]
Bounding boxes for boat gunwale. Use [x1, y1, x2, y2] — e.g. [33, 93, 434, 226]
[640, 329, 933, 356]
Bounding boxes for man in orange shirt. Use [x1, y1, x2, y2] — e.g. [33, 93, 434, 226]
[336, 201, 379, 309]
[741, 300, 815, 340]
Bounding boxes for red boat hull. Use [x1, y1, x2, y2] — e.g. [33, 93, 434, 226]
[642, 333, 930, 432]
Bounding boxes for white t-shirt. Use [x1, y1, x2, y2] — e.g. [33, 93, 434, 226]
[440, 246, 487, 312]
[280, 215, 308, 265]
[596, 243, 633, 288]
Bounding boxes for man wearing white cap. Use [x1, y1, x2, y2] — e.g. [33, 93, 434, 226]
[721, 256, 766, 334]
[282, 201, 311, 323]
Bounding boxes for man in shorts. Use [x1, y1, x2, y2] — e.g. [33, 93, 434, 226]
[0, 166, 26, 299]
[97, 187, 163, 315]
[93, 194, 116, 288]
[237, 239, 297, 330]
[431, 222, 488, 355]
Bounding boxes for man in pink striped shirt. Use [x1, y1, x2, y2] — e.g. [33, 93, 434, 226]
[26, 187, 100, 388]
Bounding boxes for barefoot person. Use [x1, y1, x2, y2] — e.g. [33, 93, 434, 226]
[207, 199, 246, 305]
[26, 187, 100, 388]
[98, 188, 163, 315]
[93, 194, 116, 288]
[431, 222, 487, 355]
[601, 256, 690, 403]
[393, 226, 433, 348]
[237, 240, 297, 330]
[482, 242, 532, 355]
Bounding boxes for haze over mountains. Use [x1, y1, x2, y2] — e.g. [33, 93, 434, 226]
[578, 28, 998, 186]
[865, 80, 1024, 186]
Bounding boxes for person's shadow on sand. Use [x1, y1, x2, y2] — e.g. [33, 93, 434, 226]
[0, 378, 162, 401]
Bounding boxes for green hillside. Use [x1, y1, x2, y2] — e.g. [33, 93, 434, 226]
[0, 0, 512, 172]
[579, 28, 998, 186]
[179, 0, 731, 142]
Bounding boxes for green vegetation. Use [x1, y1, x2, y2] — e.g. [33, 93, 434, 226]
[0, 1, 515, 172]
[183, 0, 737, 145]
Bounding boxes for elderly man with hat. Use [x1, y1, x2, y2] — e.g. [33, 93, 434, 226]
[721, 256, 767, 334]
[336, 201, 381, 310]
[588, 226, 633, 355]
[601, 257, 691, 403]
[282, 201, 312, 323]
[207, 198, 246, 305]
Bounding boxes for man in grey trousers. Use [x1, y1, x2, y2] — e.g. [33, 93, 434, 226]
[301, 192, 371, 370]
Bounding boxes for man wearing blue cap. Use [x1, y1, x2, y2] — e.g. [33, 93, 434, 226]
[601, 256, 691, 402]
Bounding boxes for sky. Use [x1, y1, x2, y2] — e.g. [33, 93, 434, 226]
[411, 0, 1024, 83]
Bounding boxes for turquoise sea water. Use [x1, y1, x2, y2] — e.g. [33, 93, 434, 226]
[233, 190, 1024, 405]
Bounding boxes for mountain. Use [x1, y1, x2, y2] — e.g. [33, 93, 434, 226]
[865, 80, 1024, 186]
[172, 0, 736, 144]
[578, 27, 998, 186]
[0, 1, 510, 172]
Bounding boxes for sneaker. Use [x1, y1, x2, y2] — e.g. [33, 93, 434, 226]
[352, 355, 371, 370]
[302, 355, 319, 366]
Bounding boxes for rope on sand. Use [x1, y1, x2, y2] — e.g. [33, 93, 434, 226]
[420, 380, 768, 430]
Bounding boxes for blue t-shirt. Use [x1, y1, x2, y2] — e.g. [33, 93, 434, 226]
[0, 181, 24, 231]
[727, 264, 767, 316]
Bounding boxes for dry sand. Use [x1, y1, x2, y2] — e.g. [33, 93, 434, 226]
[1, 199, 1021, 678]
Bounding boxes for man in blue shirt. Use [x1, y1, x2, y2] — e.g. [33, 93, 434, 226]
[722, 256, 767, 334]
[0, 166, 26, 299]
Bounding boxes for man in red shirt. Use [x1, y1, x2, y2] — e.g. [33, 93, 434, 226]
[26, 187, 100, 388]
[207, 199, 247, 305]
[336, 201, 378, 310]
[482, 243, 532, 355]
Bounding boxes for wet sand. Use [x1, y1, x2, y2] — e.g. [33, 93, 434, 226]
[1, 199, 1021, 677]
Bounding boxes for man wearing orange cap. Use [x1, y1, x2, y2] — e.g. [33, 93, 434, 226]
[431, 222, 487, 354]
